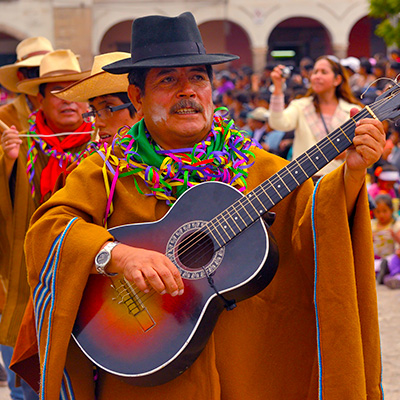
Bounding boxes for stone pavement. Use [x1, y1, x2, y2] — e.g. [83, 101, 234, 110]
[377, 283, 400, 400]
[0, 284, 397, 399]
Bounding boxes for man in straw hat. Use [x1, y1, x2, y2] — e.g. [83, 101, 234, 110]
[0, 36, 54, 132]
[0, 36, 53, 400]
[246, 107, 285, 153]
[0, 48, 92, 398]
[54, 51, 141, 147]
[47, 52, 141, 192]
[13, 12, 385, 399]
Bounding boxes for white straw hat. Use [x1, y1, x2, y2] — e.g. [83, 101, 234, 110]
[16, 49, 90, 96]
[53, 52, 130, 102]
[0, 36, 54, 92]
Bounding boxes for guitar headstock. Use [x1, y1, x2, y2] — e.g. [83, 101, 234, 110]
[372, 83, 400, 122]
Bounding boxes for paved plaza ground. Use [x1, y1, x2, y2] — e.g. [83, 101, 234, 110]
[377, 283, 400, 400]
[0, 284, 397, 399]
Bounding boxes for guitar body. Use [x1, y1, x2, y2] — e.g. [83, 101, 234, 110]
[73, 181, 279, 386]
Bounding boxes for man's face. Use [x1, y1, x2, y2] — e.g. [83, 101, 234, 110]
[89, 95, 140, 145]
[128, 66, 214, 149]
[38, 81, 88, 133]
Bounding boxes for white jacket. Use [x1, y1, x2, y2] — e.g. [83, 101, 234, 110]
[269, 96, 360, 175]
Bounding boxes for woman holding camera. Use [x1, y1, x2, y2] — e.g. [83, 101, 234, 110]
[269, 55, 362, 177]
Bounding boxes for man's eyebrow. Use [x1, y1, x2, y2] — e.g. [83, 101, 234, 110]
[155, 66, 207, 77]
[189, 66, 207, 73]
[155, 68, 177, 77]
[89, 99, 107, 109]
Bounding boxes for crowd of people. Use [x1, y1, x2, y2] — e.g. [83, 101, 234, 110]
[209, 51, 400, 159]
[0, 10, 393, 400]
[211, 52, 400, 289]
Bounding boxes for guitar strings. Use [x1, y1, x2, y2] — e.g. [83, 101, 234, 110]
[172, 91, 398, 264]
[176, 105, 366, 256]
[115, 88, 400, 302]
[173, 96, 390, 265]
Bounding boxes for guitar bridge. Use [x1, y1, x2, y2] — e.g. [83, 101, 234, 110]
[112, 278, 156, 332]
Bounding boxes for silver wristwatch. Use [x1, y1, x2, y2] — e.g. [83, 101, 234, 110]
[95, 241, 120, 277]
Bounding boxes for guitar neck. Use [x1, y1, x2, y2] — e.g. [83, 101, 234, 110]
[206, 107, 371, 248]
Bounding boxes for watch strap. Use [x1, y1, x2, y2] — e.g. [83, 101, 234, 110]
[95, 241, 120, 277]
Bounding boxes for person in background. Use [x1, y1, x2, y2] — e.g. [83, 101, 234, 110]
[371, 194, 400, 283]
[245, 106, 269, 144]
[246, 107, 285, 154]
[0, 36, 53, 400]
[386, 61, 400, 81]
[387, 124, 400, 171]
[269, 55, 362, 178]
[299, 56, 314, 89]
[372, 60, 388, 92]
[0, 49, 90, 400]
[48, 52, 142, 191]
[384, 246, 400, 289]
[340, 56, 361, 92]
[368, 164, 400, 200]
[0, 37, 54, 132]
[53, 51, 141, 147]
[353, 58, 377, 104]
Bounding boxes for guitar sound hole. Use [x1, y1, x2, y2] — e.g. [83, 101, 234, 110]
[176, 230, 214, 270]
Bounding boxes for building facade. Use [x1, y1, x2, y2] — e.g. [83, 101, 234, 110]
[0, 0, 386, 72]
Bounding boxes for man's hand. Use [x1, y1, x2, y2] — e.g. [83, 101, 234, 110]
[106, 243, 184, 297]
[1, 126, 22, 161]
[1, 125, 22, 180]
[343, 108, 386, 216]
[346, 108, 386, 175]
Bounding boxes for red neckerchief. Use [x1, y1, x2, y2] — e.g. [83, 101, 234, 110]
[34, 109, 92, 200]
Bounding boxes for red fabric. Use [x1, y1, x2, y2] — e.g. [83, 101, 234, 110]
[34, 110, 92, 200]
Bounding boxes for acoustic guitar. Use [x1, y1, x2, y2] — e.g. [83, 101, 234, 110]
[73, 85, 400, 386]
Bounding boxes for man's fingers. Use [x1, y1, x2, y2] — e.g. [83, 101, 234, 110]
[122, 252, 184, 296]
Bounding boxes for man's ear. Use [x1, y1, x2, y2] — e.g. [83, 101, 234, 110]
[128, 85, 143, 116]
[36, 91, 44, 107]
[16, 70, 25, 82]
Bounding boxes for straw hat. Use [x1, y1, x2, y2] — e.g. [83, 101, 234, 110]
[0, 36, 54, 92]
[53, 52, 130, 102]
[16, 49, 90, 96]
[247, 107, 269, 122]
[104, 12, 238, 74]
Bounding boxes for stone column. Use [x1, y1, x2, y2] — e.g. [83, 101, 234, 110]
[252, 46, 268, 73]
[53, 6, 93, 70]
[332, 42, 348, 60]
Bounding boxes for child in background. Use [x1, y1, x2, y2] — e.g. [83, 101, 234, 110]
[368, 164, 400, 200]
[384, 250, 400, 289]
[371, 194, 400, 285]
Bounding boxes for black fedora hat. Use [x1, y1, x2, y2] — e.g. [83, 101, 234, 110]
[103, 12, 239, 74]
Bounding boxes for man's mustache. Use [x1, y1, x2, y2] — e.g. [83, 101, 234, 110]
[170, 99, 204, 114]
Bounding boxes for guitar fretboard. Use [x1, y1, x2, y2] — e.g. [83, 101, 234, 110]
[205, 107, 371, 248]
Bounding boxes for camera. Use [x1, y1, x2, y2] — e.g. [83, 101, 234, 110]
[281, 66, 293, 79]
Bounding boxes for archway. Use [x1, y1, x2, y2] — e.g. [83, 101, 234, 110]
[99, 20, 132, 54]
[99, 19, 250, 71]
[0, 32, 19, 67]
[347, 17, 386, 58]
[198, 20, 251, 70]
[267, 17, 331, 65]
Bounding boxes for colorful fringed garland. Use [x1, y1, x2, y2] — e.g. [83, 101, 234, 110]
[101, 108, 259, 225]
[25, 111, 95, 198]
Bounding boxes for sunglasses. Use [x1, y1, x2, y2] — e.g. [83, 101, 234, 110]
[82, 102, 132, 123]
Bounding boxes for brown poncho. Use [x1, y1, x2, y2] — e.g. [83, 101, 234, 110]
[13, 147, 382, 399]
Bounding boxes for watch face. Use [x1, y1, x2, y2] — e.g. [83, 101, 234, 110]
[96, 251, 110, 265]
